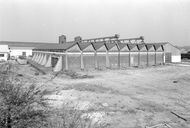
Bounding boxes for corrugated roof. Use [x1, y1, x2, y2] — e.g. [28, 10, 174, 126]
[34, 42, 76, 50]
[92, 42, 105, 50]
[0, 41, 57, 48]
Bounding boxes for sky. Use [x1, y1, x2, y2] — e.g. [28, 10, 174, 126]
[0, 0, 189, 46]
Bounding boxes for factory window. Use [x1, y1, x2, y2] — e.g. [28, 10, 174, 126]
[0, 54, 4, 57]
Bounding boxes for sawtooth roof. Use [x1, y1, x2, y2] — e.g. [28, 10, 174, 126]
[92, 42, 105, 50]
[0, 41, 170, 51]
[146, 44, 154, 50]
[154, 44, 163, 51]
[127, 44, 137, 50]
[117, 43, 127, 50]
[137, 44, 146, 50]
[105, 42, 117, 50]
[77, 42, 91, 50]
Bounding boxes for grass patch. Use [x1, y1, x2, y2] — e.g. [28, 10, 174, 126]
[55, 70, 94, 79]
[62, 83, 116, 94]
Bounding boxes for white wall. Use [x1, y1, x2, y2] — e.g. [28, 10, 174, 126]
[172, 55, 181, 62]
[9, 48, 33, 57]
[0, 45, 9, 61]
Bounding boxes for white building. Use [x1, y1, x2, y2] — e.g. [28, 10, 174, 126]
[0, 45, 9, 61]
[148, 42, 181, 63]
[9, 47, 33, 57]
[0, 41, 56, 58]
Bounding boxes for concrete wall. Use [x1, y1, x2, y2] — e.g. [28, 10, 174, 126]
[0, 45, 9, 61]
[156, 52, 163, 65]
[83, 53, 95, 70]
[139, 52, 147, 66]
[130, 52, 139, 67]
[148, 52, 155, 66]
[171, 56, 181, 62]
[120, 52, 129, 68]
[96, 52, 106, 70]
[68, 54, 81, 70]
[109, 52, 119, 69]
[163, 43, 181, 62]
[9, 47, 33, 57]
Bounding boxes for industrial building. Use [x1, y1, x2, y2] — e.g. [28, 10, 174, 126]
[31, 35, 181, 72]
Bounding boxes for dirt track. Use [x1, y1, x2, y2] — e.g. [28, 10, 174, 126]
[16, 63, 190, 128]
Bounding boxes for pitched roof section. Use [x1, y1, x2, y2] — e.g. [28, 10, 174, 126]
[137, 44, 147, 51]
[77, 42, 91, 50]
[67, 43, 81, 52]
[154, 44, 163, 51]
[92, 42, 105, 51]
[127, 44, 138, 52]
[117, 43, 126, 50]
[0, 41, 57, 48]
[34, 42, 76, 51]
[146, 42, 168, 45]
[82, 44, 95, 52]
[105, 43, 118, 51]
[146, 44, 155, 51]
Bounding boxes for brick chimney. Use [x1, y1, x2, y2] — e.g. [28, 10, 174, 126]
[74, 36, 82, 42]
[59, 35, 66, 44]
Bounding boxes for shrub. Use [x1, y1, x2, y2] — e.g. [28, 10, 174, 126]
[0, 64, 49, 128]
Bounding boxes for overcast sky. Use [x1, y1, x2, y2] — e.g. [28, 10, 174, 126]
[0, 0, 189, 46]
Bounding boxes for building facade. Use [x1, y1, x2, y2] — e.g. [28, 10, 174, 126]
[0, 45, 9, 61]
[31, 39, 181, 72]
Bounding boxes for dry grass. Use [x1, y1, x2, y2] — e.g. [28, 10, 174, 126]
[5, 62, 190, 128]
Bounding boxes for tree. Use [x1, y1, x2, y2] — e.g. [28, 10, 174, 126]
[0, 63, 49, 128]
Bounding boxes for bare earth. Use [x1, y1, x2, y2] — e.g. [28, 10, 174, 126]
[16, 63, 190, 128]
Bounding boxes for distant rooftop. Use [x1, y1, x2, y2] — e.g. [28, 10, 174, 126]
[0, 41, 57, 48]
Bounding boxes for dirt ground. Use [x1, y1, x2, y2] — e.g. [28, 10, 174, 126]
[13, 62, 190, 128]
